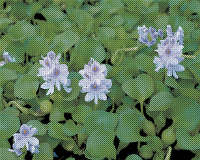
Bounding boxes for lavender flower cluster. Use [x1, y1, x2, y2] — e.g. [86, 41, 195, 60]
[78, 57, 112, 104]
[138, 25, 185, 79]
[0, 51, 16, 66]
[7, 124, 39, 156]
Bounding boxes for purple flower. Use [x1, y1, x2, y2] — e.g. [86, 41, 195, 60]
[38, 51, 72, 95]
[158, 29, 163, 38]
[7, 124, 39, 156]
[138, 25, 160, 47]
[80, 78, 112, 104]
[166, 25, 184, 45]
[153, 36, 185, 79]
[78, 57, 112, 104]
[39, 64, 72, 95]
[3, 51, 16, 63]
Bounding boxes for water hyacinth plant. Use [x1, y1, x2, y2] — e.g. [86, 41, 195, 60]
[37, 50, 72, 95]
[78, 58, 112, 104]
[0, 0, 200, 159]
[153, 25, 185, 79]
[0, 51, 16, 66]
[7, 124, 39, 156]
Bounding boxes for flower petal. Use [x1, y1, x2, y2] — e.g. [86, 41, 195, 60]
[98, 93, 107, 101]
[85, 92, 94, 102]
[94, 94, 98, 104]
[28, 137, 39, 146]
[56, 80, 61, 91]
[15, 139, 27, 149]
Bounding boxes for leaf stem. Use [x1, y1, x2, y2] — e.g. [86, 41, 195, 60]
[164, 68, 167, 85]
[181, 54, 195, 59]
[140, 101, 145, 118]
[137, 141, 141, 151]
[164, 146, 172, 160]
[110, 101, 115, 113]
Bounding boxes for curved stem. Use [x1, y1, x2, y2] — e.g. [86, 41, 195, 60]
[137, 141, 141, 151]
[181, 54, 195, 59]
[110, 101, 115, 113]
[140, 101, 145, 118]
[164, 146, 172, 160]
[93, 102, 98, 111]
[164, 68, 167, 85]
[7, 101, 29, 114]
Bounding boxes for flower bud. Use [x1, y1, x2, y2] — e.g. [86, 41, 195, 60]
[139, 145, 153, 159]
[161, 126, 176, 146]
[142, 119, 156, 136]
[39, 99, 53, 114]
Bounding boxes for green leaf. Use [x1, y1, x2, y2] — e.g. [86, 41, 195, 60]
[9, 2, 28, 21]
[98, 27, 116, 45]
[0, 107, 20, 117]
[147, 136, 164, 152]
[5, 41, 25, 63]
[188, 63, 200, 81]
[41, 5, 66, 23]
[49, 107, 65, 122]
[62, 78, 81, 101]
[182, 43, 198, 53]
[170, 96, 200, 130]
[0, 148, 18, 160]
[176, 126, 200, 150]
[192, 29, 200, 39]
[115, 111, 150, 143]
[0, 114, 20, 139]
[125, 154, 143, 160]
[149, 91, 174, 111]
[54, 100, 76, 114]
[48, 122, 72, 141]
[65, 0, 84, 8]
[63, 119, 84, 136]
[75, 37, 106, 64]
[14, 74, 39, 100]
[179, 21, 195, 35]
[107, 79, 125, 101]
[1, 63, 25, 74]
[166, 76, 181, 89]
[86, 128, 116, 159]
[26, 120, 47, 136]
[71, 105, 93, 124]
[179, 88, 200, 102]
[26, 2, 43, 18]
[176, 67, 194, 79]
[84, 110, 119, 135]
[0, 138, 10, 148]
[8, 20, 35, 43]
[121, 74, 154, 103]
[51, 30, 80, 53]
[32, 143, 53, 160]
[34, 19, 60, 35]
[0, 68, 18, 86]
[24, 35, 50, 57]
[0, 18, 13, 29]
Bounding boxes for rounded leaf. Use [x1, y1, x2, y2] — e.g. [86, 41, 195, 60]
[0, 114, 20, 139]
[0, 69, 18, 86]
[121, 74, 154, 103]
[86, 128, 116, 159]
[149, 91, 174, 111]
[84, 110, 119, 135]
[26, 120, 47, 136]
[14, 74, 39, 99]
[25, 35, 50, 56]
[125, 154, 142, 160]
[63, 119, 84, 136]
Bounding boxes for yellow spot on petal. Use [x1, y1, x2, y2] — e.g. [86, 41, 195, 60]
[152, 29, 154, 32]
[47, 61, 48, 65]
[86, 75, 88, 77]
[94, 67, 96, 70]
[51, 55, 52, 57]
[94, 85, 96, 88]
[166, 42, 167, 44]
[167, 50, 169, 53]
[56, 71, 57, 74]
[24, 130, 26, 134]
